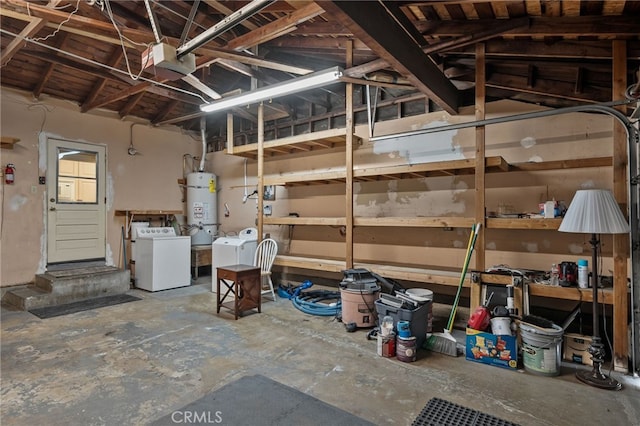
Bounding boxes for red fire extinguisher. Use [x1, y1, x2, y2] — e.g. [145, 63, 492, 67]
[5, 163, 15, 185]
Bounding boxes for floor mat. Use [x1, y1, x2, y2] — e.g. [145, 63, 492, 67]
[29, 294, 141, 319]
[412, 398, 520, 426]
[151, 374, 374, 426]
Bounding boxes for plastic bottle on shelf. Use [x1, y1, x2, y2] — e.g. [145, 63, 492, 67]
[550, 264, 560, 286]
[578, 259, 589, 288]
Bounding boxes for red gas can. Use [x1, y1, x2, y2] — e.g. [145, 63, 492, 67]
[468, 305, 491, 331]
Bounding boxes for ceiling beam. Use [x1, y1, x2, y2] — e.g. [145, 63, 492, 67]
[414, 16, 640, 37]
[322, 1, 458, 114]
[0, 16, 47, 66]
[226, 2, 324, 51]
[343, 16, 530, 79]
[202, 0, 259, 31]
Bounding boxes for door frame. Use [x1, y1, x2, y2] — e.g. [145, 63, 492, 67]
[45, 136, 108, 267]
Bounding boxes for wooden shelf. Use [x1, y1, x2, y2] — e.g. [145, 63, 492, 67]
[273, 255, 346, 273]
[508, 156, 612, 172]
[115, 209, 183, 238]
[273, 255, 468, 287]
[1, 136, 20, 149]
[264, 217, 346, 226]
[354, 216, 474, 228]
[115, 209, 182, 216]
[264, 169, 347, 186]
[264, 156, 509, 187]
[486, 217, 563, 230]
[528, 282, 616, 305]
[228, 128, 361, 159]
[354, 156, 508, 181]
[264, 216, 474, 228]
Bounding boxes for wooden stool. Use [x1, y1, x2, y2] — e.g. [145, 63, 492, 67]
[216, 264, 261, 319]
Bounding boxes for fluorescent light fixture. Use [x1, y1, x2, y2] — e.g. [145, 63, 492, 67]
[200, 66, 343, 113]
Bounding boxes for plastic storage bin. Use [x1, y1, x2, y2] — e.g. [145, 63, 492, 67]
[374, 299, 431, 347]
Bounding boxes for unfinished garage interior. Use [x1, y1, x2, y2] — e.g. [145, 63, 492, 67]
[1, 0, 640, 424]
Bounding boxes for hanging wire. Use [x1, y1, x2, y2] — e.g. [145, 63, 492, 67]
[0, 28, 207, 103]
[103, 0, 153, 81]
[27, 0, 81, 42]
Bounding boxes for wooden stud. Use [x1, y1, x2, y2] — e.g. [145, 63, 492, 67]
[473, 42, 486, 311]
[612, 40, 629, 372]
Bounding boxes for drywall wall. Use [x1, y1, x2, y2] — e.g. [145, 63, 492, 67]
[0, 89, 201, 287]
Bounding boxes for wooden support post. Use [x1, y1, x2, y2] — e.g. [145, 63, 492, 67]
[612, 40, 629, 372]
[226, 113, 234, 154]
[257, 103, 265, 244]
[472, 42, 487, 310]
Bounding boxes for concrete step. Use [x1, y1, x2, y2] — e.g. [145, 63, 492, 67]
[2, 286, 50, 311]
[3, 267, 130, 311]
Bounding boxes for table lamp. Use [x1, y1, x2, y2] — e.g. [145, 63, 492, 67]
[559, 189, 630, 390]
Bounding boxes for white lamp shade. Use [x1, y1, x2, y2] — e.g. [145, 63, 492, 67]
[558, 189, 630, 234]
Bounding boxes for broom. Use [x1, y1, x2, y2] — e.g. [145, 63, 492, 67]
[424, 223, 481, 356]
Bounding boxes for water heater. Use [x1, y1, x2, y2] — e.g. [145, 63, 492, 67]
[186, 172, 217, 245]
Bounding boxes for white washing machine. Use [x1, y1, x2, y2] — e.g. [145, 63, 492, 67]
[211, 227, 258, 292]
[135, 227, 191, 292]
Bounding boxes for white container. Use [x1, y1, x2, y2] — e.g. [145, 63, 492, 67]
[490, 317, 512, 335]
[544, 201, 555, 218]
[578, 259, 589, 288]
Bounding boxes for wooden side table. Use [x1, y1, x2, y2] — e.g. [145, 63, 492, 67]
[216, 264, 261, 319]
[191, 245, 212, 279]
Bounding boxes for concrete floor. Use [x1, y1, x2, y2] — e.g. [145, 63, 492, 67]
[1, 277, 639, 426]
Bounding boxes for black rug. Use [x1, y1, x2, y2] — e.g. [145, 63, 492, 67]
[29, 294, 141, 319]
[151, 374, 374, 426]
[412, 398, 520, 426]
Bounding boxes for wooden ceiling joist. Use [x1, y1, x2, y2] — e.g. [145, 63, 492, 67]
[323, 1, 459, 114]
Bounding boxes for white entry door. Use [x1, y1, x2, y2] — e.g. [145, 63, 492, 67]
[46, 138, 106, 264]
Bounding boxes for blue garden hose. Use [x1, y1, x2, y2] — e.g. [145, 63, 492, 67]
[291, 290, 341, 316]
[278, 281, 341, 316]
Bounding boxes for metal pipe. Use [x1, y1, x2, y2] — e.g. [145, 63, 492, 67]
[199, 117, 206, 172]
[370, 100, 636, 142]
[366, 85, 372, 138]
[177, 0, 275, 58]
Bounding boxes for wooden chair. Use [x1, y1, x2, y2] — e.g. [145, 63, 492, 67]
[253, 238, 278, 301]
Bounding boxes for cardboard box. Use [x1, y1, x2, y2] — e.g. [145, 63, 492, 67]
[563, 333, 593, 366]
[465, 328, 518, 370]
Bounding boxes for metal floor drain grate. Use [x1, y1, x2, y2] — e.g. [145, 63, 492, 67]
[412, 398, 520, 426]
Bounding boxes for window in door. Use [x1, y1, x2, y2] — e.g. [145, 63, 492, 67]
[57, 148, 98, 203]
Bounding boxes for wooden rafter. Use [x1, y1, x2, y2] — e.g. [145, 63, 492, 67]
[0, 16, 47, 66]
[151, 100, 180, 124]
[119, 92, 145, 118]
[323, 0, 459, 114]
[33, 31, 68, 98]
[81, 48, 124, 109]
